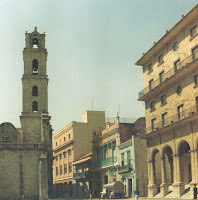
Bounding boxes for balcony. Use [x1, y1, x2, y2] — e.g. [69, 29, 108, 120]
[138, 50, 198, 101]
[118, 164, 132, 174]
[73, 171, 91, 180]
[142, 104, 198, 137]
[93, 157, 116, 169]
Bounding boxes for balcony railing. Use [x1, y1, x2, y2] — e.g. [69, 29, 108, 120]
[106, 118, 137, 124]
[145, 104, 198, 134]
[0, 143, 47, 150]
[93, 157, 116, 169]
[138, 50, 198, 99]
[118, 164, 132, 174]
[73, 171, 90, 180]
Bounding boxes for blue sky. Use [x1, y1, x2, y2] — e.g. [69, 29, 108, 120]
[0, 0, 197, 132]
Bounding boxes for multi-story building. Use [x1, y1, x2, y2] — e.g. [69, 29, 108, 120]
[0, 27, 53, 200]
[136, 4, 198, 198]
[118, 122, 148, 198]
[53, 110, 105, 197]
[91, 114, 146, 198]
[73, 152, 92, 198]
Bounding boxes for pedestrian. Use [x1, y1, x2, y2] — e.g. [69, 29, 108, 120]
[89, 190, 92, 200]
[134, 187, 139, 200]
[194, 184, 197, 200]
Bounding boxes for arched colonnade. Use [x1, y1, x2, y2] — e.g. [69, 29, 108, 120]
[148, 138, 198, 197]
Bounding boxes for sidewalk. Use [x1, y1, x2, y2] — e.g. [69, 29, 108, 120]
[49, 198, 192, 200]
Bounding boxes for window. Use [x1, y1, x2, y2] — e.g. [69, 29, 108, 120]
[32, 59, 38, 74]
[121, 153, 124, 166]
[64, 137, 65, 141]
[173, 42, 179, 51]
[174, 59, 180, 72]
[104, 145, 107, 160]
[191, 26, 197, 37]
[158, 54, 163, 64]
[159, 71, 164, 83]
[69, 162, 72, 173]
[177, 86, 182, 95]
[32, 101, 38, 112]
[56, 142, 57, 146]
[148, 63, 152, 72]
[194, 74, 198, 85]
[162, 112, 168, 126]
[55, 156, 58, 161]
[127, 151, 131, 165]
[2, 137, 10, 143]
[177, 104, 184, 120]
[33, 38, 38, 48]
[64, 164, 67, 174]
[192, 46, 198, 60]
[63, 151, 66, 158]
[56, 167, 58, 176]
[151, 101, 155, 111]
[32, 86, 38, 96]
[149, 79, 154, 91]
[59, 154, 62, 160]
[161, 94, 166, 105]
[68, 149, 71, 156]
[151, 118, 156, 131]
[68, 134, 70, 139]
[60, 165, 63, 175]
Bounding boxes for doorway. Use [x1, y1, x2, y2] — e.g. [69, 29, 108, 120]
[128, 179, 132, 197]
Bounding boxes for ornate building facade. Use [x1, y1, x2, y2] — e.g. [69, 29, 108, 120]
[136, 5, 198, 198]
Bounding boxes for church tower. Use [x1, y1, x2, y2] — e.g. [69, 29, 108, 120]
[20, 26, 49, 143]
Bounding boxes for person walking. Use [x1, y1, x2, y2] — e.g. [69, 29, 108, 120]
[194, 184, 197, 200]
[134, 187, 139, 200]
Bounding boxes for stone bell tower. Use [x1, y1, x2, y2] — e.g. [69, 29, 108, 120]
[20, 26, 49, 143]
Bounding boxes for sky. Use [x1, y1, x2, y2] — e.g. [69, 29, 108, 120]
[0, 0, 197, 133]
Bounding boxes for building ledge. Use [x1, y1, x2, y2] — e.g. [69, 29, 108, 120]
[141, 104, 198, 139]
[53, 140, 74, 152]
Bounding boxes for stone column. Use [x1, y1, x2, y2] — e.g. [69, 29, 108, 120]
[148, 160, 158, 197]
[177, 155, 181, 183]
[160, 156, 168, 197]
[168, 158, 173, 184]
[195, 150, 198, 181]
[172, 154, 184, 197]
[190, 150, 198, 193]
[150, 160, 155, 185]
[39, 154, 48, 200]
[19, 155, 23, 197]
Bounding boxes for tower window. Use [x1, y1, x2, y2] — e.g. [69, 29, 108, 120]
[32, 59, 38, 74]
[32, 86, 38, 96]
[33, 38, 38, 48]
[32, 101, 38, 112]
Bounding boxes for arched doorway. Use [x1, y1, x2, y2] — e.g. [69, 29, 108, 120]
[163, 146, 174, 185]
[179, 141, 191, 184]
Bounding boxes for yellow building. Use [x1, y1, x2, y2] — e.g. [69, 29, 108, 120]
[53, 110, 105, 197]
[136, 4, 198, 198]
